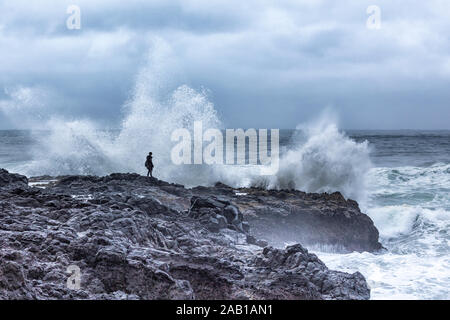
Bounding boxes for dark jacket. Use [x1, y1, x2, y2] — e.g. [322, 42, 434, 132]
[145, 155, 153, 169]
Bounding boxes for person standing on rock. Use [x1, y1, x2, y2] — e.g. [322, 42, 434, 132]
[145, 152, 154, 177]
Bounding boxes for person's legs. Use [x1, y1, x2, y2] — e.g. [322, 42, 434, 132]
[147, 170, 150, 177]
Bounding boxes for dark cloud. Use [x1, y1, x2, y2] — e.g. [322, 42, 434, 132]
[0, 0, 449, 129]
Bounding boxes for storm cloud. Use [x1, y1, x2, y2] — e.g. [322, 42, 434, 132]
[0, 0, 449, 129]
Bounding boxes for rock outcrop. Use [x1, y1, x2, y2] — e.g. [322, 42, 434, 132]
[226, 188, 382, 253]
[47, 173, 382, 253]
[0, 169, 375, 300]
[0, 168, 28, 188]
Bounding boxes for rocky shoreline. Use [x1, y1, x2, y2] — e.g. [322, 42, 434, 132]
[0, 169, 381, 300]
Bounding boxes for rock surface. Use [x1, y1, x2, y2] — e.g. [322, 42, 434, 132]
[227, 188, 383, 253]
[47, 173, 382, 253]
[0, 168, 28, 188]
[0, 169, 375, 300]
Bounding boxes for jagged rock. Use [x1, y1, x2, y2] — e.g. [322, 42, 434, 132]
[0, 170, 375, 300]
[223, 205, 240, 224]
[45, 172, 382, 254]
[188, 196, 248, 235]
[242, 221, 250, 233]
[253, 245, 370, 300]
[190, 196, 228, 210]
[0, 169, 28, 189]
[255, 239, 269, 248]
[216, 215, 228, 228]
[235, 190, 382, 252]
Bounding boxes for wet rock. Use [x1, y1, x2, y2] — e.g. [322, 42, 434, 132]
[0, 170, 373, 300]
[255, 239, 269, 248]
[216, 215, 228, 229]
[190, 196, 228, 210]
[253, 245, 370, 300]
[189, 197, 248, 235]
[231, 190, 382, 252]
[223, 205, 240, 224]
[0, 169, 28, 189]
[242, 221, 250, 233]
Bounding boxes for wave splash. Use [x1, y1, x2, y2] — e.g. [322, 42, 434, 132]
[18, 43, 222, 186]
[7, 44, 372, 201]
[250, 115, 372, 200]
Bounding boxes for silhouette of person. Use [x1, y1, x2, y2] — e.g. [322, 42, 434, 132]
[145, 152, 154, 177]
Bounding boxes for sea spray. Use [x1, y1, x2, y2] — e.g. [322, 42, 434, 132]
[3, 43, 373, 202]
[249, 113, 373, 201]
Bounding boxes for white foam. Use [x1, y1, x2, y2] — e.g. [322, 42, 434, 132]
[258, 114, 372, 201]
[318, 162, 450, 300]
[317, 250, 450, 300]
[366, 205, 420, 239]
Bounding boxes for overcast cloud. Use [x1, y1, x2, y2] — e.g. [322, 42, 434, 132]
[0, 0, 449, 129]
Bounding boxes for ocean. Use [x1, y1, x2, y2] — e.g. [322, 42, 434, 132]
[319, 130, 450, 300]
[0, 128, 448, 300]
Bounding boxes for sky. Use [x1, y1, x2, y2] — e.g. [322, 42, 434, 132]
[0, 0, 449, 130]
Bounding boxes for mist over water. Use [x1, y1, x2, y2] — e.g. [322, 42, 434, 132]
[0, 44, 449, 299]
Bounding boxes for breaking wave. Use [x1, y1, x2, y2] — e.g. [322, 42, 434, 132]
[363, 162, 450, 240]
[6, 42, 372, 201]
[249, 115, 372, 200]
[318, 162, 450, 299]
